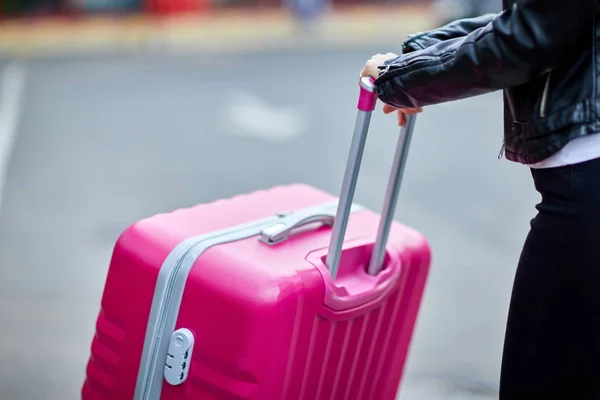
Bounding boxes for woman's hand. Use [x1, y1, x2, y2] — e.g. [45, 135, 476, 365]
[360, 52, 398, 80]
[383, 104, 423, 127]
[361, 53, 423, 127]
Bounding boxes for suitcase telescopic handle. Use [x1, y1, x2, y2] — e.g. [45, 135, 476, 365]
[325, 76, 417, 280]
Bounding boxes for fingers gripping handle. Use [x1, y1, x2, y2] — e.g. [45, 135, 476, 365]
[325, 76, 416, 280]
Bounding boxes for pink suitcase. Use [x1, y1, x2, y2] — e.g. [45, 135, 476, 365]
[81, 77, 431, 400]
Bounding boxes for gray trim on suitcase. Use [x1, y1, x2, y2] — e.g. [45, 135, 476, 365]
[133, 200, 363, 400]
[133, 236, 208, 398]
[133, 216, 278, 400]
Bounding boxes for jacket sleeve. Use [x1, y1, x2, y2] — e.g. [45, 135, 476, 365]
[402, 14, 498, 53]
[374, 0, 596, 109]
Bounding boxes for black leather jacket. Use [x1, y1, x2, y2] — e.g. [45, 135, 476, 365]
[374, 0, 600, 164]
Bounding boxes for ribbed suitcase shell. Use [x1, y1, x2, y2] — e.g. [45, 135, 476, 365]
[81, 183, 430, 400]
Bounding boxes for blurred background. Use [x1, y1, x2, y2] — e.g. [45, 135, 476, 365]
[0, 0, 540, 399]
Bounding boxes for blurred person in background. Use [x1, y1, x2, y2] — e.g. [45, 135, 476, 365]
[284, 0, 330, 35]
[361, 0, 600, 399]
[64, 0, 141, 13]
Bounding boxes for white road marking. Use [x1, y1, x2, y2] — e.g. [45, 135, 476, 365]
[224, 90, 307, 143]
[0, 62, 27, 212]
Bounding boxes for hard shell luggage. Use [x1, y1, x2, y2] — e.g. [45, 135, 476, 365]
[81, 77, 431, 400]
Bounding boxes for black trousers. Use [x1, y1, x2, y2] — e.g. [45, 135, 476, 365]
[500, 157, 600, 399]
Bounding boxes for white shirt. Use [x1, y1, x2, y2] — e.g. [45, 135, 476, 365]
[527, 133, 600, 168]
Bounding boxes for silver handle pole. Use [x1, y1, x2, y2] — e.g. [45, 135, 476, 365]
[325, 109, 372, 280]
[325, 76, 417, 280]
[325, 77, 377, 280]
[367, 114, 417, 275]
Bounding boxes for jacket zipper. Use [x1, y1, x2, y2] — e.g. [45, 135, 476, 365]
[377, 53, 454, 82]
[539, 72, 552, 118]
[499, 73, 551, 159]
[499, 89, 518, 160]
[378, 64, 391, 78]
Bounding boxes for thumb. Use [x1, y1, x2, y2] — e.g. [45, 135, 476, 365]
[382, 104, 397, 114]
[397, 110, 406, 126]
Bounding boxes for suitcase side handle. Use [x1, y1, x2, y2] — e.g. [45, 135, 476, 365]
[325, 76, 417, 280]
[258, 203, 364, 246]
[259, 214, 334, 245]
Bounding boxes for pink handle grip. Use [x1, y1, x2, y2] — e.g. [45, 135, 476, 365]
[308, 237, 401, 312]
[357, 76, 378, 111]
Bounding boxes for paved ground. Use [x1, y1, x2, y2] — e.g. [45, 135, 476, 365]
[0, 38, 539, 399]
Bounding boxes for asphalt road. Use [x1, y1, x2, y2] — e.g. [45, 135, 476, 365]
[0, 46, 540, 399]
